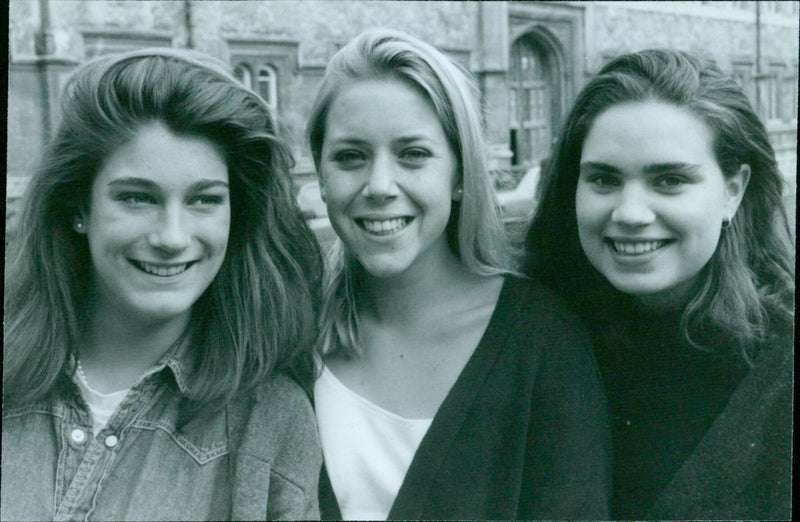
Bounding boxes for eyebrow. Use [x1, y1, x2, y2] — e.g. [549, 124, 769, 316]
[579, 161, 701, 174]
[327, 135, 433, 147]
[394, 135, 433, 145]
[107, 177, 229, 190]
[579, 162, 622, 174]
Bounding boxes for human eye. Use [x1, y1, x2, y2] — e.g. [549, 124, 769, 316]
[399, 147, 432, 166]
[585, 173, 621, 190]
[115, 192, 157, 207]
[189, 194, 226, 206]
[332, 150, 367, 170]
[653, 175, 688, 191]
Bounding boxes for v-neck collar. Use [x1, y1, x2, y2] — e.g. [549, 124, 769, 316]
[386, 275, 520, 520]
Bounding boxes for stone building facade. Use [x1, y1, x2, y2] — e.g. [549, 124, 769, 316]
[7, 1, 799, 203]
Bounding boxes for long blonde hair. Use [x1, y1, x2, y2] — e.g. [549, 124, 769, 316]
[307, 29, 516, 357]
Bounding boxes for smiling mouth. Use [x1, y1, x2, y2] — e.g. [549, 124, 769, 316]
[130, 260, 195, 277]
[607, 239, 673, 256]
[355, 217, 413, 236]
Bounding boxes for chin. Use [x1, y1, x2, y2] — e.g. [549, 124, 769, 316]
[131, 301, 194, 324]
[606, 277, 669, 298]
[357, 257, 411, 279]
[360, 265, 407, 279]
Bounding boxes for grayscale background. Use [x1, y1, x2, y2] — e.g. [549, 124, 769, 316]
[6, 1, 798, 247]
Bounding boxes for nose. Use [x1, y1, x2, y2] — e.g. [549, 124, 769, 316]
[362, 154, 399, 203]
[610, 186, 656, 228]
[148, 203, 191, 253]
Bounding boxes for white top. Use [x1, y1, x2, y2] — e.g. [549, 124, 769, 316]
[74, 360, 130, 436]
[314, 366, 433, 520]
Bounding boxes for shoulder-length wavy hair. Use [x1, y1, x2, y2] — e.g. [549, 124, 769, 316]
[525, 49, 794, 359]
[307, 29, 516, 357]
[4, 48, 323, 405]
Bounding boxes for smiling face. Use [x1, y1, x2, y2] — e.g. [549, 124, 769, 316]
[83, 121, 230, 326]
[319, 78, 460, 280]
[575, 100, 748, 308]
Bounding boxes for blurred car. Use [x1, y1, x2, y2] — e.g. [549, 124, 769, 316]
[296, 180, 328, 219]
[495, 165, 541, 244]
[295, 181, 338, 249]
[496, 164, 541, 223]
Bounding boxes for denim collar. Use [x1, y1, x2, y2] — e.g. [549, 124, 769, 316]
[67, 326, 196, 395]
[150, 326, 195, 394]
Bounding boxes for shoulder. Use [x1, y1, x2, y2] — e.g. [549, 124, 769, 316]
[228, 371, 321, 465]
[251, 371, 315, 408]
[498, 275, 590, 341]
[227, 372, 322, 519]
[746, 335, 793, 403]
[235, 372, 317, 438]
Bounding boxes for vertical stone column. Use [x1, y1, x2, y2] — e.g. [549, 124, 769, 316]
[476, 1, 512, 171]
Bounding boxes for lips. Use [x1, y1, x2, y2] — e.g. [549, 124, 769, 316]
[607, 239, 673, 256]
[355, 217, 413, 236]
[130, 260, 194, 277]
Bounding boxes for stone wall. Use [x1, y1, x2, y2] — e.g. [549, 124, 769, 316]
[7, 0, 797, 191]
[584, 2, 798, 73]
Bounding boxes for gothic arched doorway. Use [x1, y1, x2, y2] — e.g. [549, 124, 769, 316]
[508, 35, 556, 169]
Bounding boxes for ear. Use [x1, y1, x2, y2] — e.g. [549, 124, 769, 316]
[452, 184, 463, 202]
[724, 164, 751, 220]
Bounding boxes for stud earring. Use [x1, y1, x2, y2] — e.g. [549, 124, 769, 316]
[73, 218, 85, 233]
[454, 186, 463, 200]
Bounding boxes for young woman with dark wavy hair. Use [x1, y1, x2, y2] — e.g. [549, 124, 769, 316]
[525, 49, 794, 520]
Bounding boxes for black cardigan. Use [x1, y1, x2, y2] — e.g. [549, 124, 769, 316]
[648, 336, 793, 519]
[318, 276, 611, 520]
[596, 303, 793, 520]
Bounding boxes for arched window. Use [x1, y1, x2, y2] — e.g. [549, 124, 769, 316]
[508, 36, 554, 168]
[258, 65, 278, 111]
[232, 63, 253, 90]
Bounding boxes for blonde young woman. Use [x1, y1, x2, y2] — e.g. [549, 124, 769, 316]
[307, 29, 610, 520]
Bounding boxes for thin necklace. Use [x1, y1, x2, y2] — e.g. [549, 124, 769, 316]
[75, 358, 112, 396]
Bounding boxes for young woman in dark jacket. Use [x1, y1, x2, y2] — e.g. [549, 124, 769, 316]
[307, 29, 610, 520]
[525, 49, 794, 520]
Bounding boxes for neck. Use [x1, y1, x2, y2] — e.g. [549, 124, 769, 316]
[78, 298, 191, 384]
[361, 244, 489, 326]
[633, 277, 699, 313]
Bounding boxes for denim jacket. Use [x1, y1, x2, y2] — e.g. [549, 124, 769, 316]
[1, 341, 322, 521]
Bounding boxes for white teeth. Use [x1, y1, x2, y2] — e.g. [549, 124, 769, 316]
[360, 217, 410, 235]
[612, 240, 666, 255]
[135, 261, 189, 276]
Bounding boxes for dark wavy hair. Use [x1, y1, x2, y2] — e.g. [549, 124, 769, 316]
[4, 48, 324, 405]
[525, 49, 794, 359]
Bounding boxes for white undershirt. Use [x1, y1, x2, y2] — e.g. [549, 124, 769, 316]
[314, 366, 433, 520]
[74, 372, 130, 436]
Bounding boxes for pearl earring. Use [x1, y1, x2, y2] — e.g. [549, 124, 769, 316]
[73, 218, 85, 233]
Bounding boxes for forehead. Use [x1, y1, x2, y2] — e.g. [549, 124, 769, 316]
[97, 122, 228, 184]
[581, 100, 717, 166]
[324, 78, 444, 139]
